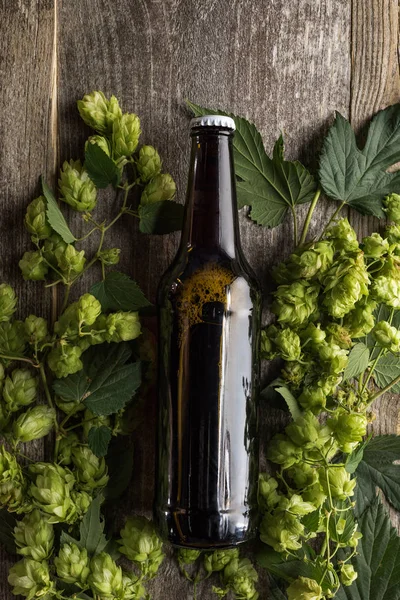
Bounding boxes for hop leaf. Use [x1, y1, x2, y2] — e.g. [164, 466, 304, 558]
[3, 369, 38, 412]
[59, 159, 97, 212]
[0, 284, 17, 322]
[112, 113, 141, 158]
[14, 509, 54, 561]
[77, 91, 122, 134]
[19, 251, 48, 281]
[8, 558, 53, 600]
[24, 196, 52, 240]
[13, 405, 56, 443]
[136, 145, 162, 182]
[118, 515, 165, 578]
[54, 542, 90, 586]
[140, 173, 176, 205]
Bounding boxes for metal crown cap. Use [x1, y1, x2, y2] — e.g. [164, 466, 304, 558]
[190, 114, 235, 131]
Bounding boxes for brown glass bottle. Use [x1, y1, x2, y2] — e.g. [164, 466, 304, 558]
[154, 115, 261, 548]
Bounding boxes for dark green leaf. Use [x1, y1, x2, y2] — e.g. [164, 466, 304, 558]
[343, 343, 370, 381]
[79, 495, 108, 556]
[103, 537, 121, 561]
[0, 510, 17, 554]
[256, 547, 328, 590]
[42, 177, 76, 243]
[90, 272, 151, 312]
[268, 579, 288, 599]
[336, 498, 400, 600]
[355, 434, 400, 515]
[138, 200, 184, 234]
[319, 106, 400, 218]
[260, 379, 291, 412]
[275, 386, 302, 420]
[60, 530, 81, 547]
[88, 426, 112, 457]
[186, 101, 317, 228]
[53, 343, 141, 417]
[302, 509, 320, 533]
[373, 353, 400, 393]
[84, 142, 121, 188]
[105, 437, 134, 500]
[328, 501, 356, 544]
[346, 436, 371, 474]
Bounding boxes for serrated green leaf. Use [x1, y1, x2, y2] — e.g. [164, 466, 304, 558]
[138, 200, 184, 234]
[60, 530, 81, 547]
[256, 546, 328, 589]
[42, 177, 76, 243]
[275, 386, 302, 420]
[0, 510, 17, 554]
[105, 438, 134, 500]
[355, 434, 400, 515]
[53, 343, 141, 417]
[187, 100, 317, 228]
[343, 343, 370, 381]
[79, 495, 108, 556]
[319, 106, 400, 218]
[302, 508, 320, 533]
[346, 436, 371, 474]
[336, 498, 400, 600]
[88, 426, 112, 457]
[90, 272, 151, 312]
[84, 142, 121, 188]
[373, 353, 400, 393]
[328, 501, 356, 544]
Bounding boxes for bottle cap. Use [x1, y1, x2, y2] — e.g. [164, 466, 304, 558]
[190, 114, 235, 131]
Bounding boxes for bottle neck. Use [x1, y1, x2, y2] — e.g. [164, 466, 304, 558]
[181, 129, 240, 258]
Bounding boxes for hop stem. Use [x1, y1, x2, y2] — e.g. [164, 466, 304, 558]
[299, 188, 321, 245]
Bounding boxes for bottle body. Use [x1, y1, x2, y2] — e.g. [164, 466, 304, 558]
[154, 120, 261, 548]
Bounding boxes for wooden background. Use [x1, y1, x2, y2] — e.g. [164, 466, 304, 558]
[0, 0, 399, 598]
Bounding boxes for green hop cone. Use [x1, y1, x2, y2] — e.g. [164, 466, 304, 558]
[59, 159, 97, 212]
[370, 256, 400, 308]
[88, 552, 123, 598]
[384, 193, 400, 223]
[8, 558, 53, 600]
[260, 328, 276, 359]
[0, 283, 17, 322]
[285, 411, 322, 448]
[3, 368, 38, 412]
[24, 196, 52, 240]
[0, 446, 25, 510]
[385, 223, 400, 249]
[178, 548, 202, 565]
[54, 543, 90, 586]
[82, 409, 111, 440]
[260, 510, 304, 553]
[204, 548, 239, 573]
[140, 173, 176, 204]
[258, 474, 280, 510]
[322, 251, 369, 318]
[223, 557, 258, 600]
[362, 232, 389, 258]
[48, 343, 83, 378]
[42, 232, 67, 267]
[318, 466, 356, 500]
[325, 323, 352, 349]
[299, 323, 326, 347]
[302, 482, 327, 509]
[13, 405, 56, 443]
[340, 563, 358, 587]
[28, 462, 76, 523]
[281, 240, 334, 282]
[344, 296, 377, 338]
[136, 145, 162, 182]
[24, 315, 48, 344]
[287, 576, 323, 600]
[71, 445, 109, 491]
[281, 361, 307, 388]
[274, 328, 301, 361]
[113, 113, 141, 158]
[98, 247, 121, 266]
[54, 301, 80, 338]
[121, 572, 147, 600]
[0, 320, 27, 357]
[19, 251, 48, 281]
[78, 90, 122, 134]
[373, 320, 400, 352]
[298, 385, 326, 413]
[272, 280, 320, 327]
[325, 218, 359, 253]
[319, 342, 348, 375]
[105, 311, 141, 342]
[287, 463, 319, 489]
[56, 244, 86, 278]
[278, 493, 315, 516]
[85, 134, 111, 156]
[348, 528, 363, 548]
[70, 489, 92, 519]
[76, 293, 102, 327]
[118, 515, 165, 578]
[328, 410, 367, 453]
[14, 509, 54, 561]
[266, 433, 302, 468]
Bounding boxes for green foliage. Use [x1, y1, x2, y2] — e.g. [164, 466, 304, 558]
[42, 177, 76, 243]
[90, 272, 151, 312]
[138, 199, 184, 234]
[84, 141, 121, 188]
[343, 343, 370, 380]
[88, 426, 113, 458]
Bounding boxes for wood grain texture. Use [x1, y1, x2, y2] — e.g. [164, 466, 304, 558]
[0, 0, 399, 598]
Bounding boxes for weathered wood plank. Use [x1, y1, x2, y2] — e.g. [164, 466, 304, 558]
[0, 0, 55, 596]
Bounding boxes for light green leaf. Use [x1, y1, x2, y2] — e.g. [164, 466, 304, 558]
[84, 142, 121, 188]
[345, 436, 371, 474]
[319, 105, 400, 218]
[373, 353, 400, 393]
[138, 200, 184, 234]
[343, 343, 370, 381]
[336, 498, 400, 600]
[42, 177, 76, 243]
[275, 386, 302, 420]
[88, 426, 112, 458]
[79, 495, 108, 556]
[187, 101, 317, 228]
[355, 434, 400, 515]
[90, 272, 151, 312]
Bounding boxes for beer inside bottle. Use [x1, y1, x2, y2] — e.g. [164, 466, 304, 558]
[155, 115, 261, 548]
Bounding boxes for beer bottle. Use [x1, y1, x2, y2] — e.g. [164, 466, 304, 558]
[154, 115, 261, 548]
